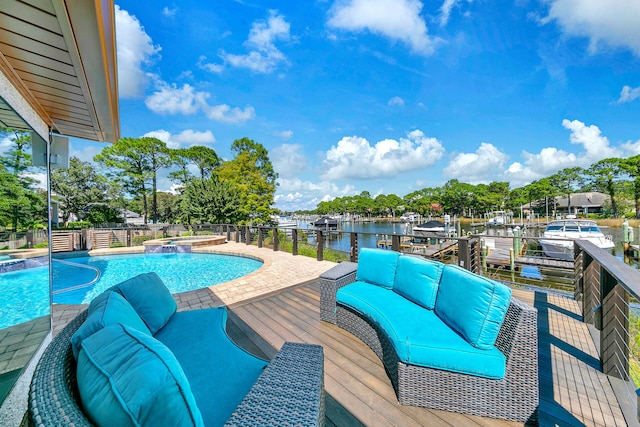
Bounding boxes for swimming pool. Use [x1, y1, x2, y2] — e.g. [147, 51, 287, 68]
[0, 252, 263, 329]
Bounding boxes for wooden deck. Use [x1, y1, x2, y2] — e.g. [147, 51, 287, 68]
[228, 281, 627, 426]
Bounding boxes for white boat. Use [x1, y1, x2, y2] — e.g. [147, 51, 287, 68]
[487, 216, 505, 226]
[400, 212, 419, 223]
[539, 220, 615, 261]
[413, 220, 447, 238]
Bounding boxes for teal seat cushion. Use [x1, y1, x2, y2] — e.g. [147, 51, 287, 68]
[114, 272, 177, 334]
[356, 248, 399, 289]
[77, 324, 204, 427]
[337, 282, 506, 379]
[155, 308, 268, 426]
[70, 291, 151, 360]
[435, 265, 512, 350]
[392, 255, 444, 310]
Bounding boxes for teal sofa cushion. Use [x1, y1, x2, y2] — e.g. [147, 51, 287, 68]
[155, 308, 268, 425]
[70, 291, 151, 360]
[77, 324, 204, 427]
[392, 255, 444, 310]
[356, 248, 399, 289]
[114, 272, 177, 334]
[337, 281, 506, 379]
[435, 265, 512, 350]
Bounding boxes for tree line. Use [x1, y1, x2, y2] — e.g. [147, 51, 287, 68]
[2, 126, 640, 231]
[311, 157, 640, 220]
[0, 129, 279, 230]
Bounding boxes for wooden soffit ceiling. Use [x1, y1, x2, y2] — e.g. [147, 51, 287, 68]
[0, 0, 120, 143]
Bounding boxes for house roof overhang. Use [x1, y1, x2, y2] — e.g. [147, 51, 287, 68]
[0, 0, 119, 143]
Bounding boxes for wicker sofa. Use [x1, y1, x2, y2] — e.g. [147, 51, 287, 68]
[320, 248, 538, 422]
[29, 273, 325, 427]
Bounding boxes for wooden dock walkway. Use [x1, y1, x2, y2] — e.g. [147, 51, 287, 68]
[229, 281, 627, 426]
[484, 237, 573, 270]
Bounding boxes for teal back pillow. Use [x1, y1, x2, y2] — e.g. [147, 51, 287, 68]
[393, 256, 444, 310]
[356, 248, 399, 289]
[77, 324, 204, 427]
[70, 291, 151, 359]
[435, 265, 512, 350]
[114, 272, 177, 334]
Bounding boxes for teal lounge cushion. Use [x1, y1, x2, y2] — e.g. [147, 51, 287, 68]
[393, 255, 444, 310]
[435, 265, 512, 350]
[114, 272, 177, 334]
[77, 324, 204, 427]
[70, 291, 151, 360]
[356, 248, 399, 289]
[337, 281, 506, 379]
[155, 308, 268, 425]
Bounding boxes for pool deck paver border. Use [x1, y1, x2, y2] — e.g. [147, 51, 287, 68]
[87, 241, 338, 310]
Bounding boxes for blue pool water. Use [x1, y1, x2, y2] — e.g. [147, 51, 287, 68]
[0, 253, 262, 329]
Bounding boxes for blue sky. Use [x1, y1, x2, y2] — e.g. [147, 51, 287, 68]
[71, 0, 640, 211]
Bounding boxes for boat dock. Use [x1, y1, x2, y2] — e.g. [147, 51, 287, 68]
[483, 237, 573, 270]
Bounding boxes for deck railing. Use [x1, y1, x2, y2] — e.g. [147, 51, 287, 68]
[574, 239, 640, 421]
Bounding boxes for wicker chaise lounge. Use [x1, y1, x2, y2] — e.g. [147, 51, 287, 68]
[29, 274, 325, 427]
[320, 251, 538, 422]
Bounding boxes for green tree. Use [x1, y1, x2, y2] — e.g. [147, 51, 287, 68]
[216, 138, 278, 223]
[155, 191, 179, 223]
[0, 163, 45, 230]
[550, 167, 585, 215]
[169, 145, 221, 186]
[51, 157, 108, 223]
[586, 158, 624, 218]
[95, 137, 172, 224]
[82, 203, 123, 225]
[621, 155, 640, 219]
[1, 129, 32, 177]
[182, 177, 244, 223]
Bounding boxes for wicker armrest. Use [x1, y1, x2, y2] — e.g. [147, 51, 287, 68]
[225, 342, 324, 426]
[319, 262, 358, 323]
[29, 310, 90, 427]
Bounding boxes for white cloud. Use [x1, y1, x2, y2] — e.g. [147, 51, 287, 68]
[197, 56, 224, 74]
[202, 104, 256, 124]
[115, 6, 161, 98]
[327, 0, 438, 55]
[145, 80, 255, 124]
[617, 85, 640, 104]
[143, 129, 215, 149]
[562, 118, 621, 161]
[274, 130, 293, 139]
[145, 82, 207, 115]
[388, 96, 405, 107]
[321, 129, 445, 180]
[542, 0, 640, 57]
[621, 139, 640, 155]
[220, 10, 291, 73]
[275, 179, 357, 210]
[271, 144, 306, 177]
[443, 143, 509, 184]
[439, 0, 456, 26]
[503, 119, 623, 186]
[162, 7, 177, 17]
